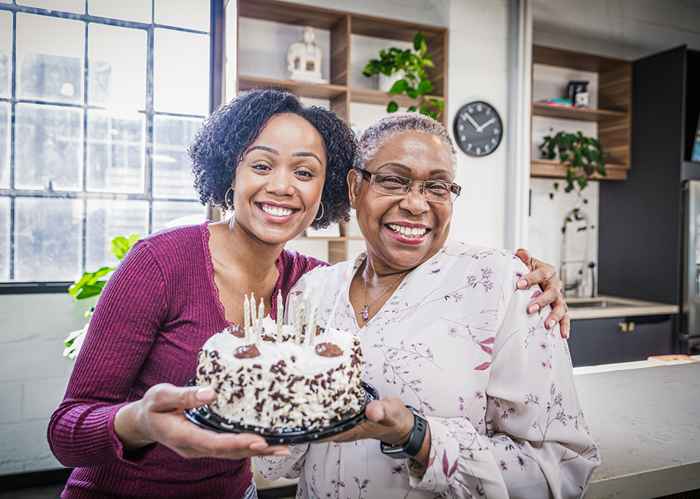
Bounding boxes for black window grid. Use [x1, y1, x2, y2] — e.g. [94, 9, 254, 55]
[0, 0, 224, 293]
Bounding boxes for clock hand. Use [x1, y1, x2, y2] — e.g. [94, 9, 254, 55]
[464, 113, 482, 131]
[477, 117, 496, 132]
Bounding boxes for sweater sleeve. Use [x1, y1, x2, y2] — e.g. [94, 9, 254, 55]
[47, 241, 169, 467]
[406, 259, 600, 498]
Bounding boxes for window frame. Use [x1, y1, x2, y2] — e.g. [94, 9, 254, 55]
[0, 0, 224, 293]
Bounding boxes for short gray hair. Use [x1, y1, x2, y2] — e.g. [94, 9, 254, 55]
[355, 112, 457, 170]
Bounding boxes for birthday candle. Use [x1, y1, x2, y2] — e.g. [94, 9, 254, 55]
[243, 294, 250, 340]
[295, 301, 305, 344]
[257, 297, 264, 341]
[276, 290, 283, 339]
[306, 304, 316, 347]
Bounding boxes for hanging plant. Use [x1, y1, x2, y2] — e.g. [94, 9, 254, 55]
[362, 32, 445, 120]
[540, 131, 606, 193]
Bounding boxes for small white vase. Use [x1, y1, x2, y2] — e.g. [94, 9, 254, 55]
[378, 70, 405, 92]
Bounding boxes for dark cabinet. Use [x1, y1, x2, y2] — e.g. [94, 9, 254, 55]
[568, 315, 675, 367]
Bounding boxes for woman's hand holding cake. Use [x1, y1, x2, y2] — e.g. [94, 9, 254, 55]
[114, 383, 290, 459]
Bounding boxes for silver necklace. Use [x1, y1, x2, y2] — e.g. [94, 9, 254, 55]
[360, 262, 407, 324]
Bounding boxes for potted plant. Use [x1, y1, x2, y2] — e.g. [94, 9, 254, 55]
[63, 233, 140, 359]
[539, 130, 606, 193]
[362, 32, 444, 120]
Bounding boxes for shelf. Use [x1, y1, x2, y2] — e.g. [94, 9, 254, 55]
[533, 45, 626, 73]
[238, 75, 347, 100]
[350, 87, 442, 107]
[531, 160, 628, 181]
[532, 102, 627, 122]
[238, 0, 346, 30]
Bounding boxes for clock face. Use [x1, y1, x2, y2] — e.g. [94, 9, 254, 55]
[453, 101, 503, 157]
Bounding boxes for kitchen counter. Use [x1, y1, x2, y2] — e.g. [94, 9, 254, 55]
[576, 358, 700, 499]
[568, 295, 678, 320]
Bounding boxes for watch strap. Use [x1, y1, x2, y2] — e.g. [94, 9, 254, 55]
[380, 405, 427, 459]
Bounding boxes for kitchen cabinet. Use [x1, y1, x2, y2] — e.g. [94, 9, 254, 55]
[568, 315, 674, 367]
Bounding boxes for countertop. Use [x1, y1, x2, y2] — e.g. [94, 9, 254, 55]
[577, 358, 700, 499]
[568, 295, 679, 320]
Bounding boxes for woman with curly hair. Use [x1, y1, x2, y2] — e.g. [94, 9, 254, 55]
[48, 89, 568, 498]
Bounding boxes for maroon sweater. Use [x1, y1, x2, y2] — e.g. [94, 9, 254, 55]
[48, 223, 324, 498]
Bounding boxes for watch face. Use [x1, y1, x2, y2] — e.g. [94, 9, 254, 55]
[453, 101, 503, 157]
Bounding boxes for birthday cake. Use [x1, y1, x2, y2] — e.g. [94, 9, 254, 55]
[195, 293, 365, 432]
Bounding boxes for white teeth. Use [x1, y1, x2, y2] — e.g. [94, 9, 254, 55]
[261, 204, 293, 217]
[388, 224, 427, 238]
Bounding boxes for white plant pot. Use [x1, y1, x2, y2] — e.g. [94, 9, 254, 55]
[379, 71, 405, 92]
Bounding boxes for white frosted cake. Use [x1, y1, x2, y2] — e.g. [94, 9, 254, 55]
[196, 293, 365, 431]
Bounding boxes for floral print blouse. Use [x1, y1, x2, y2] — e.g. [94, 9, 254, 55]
[256, 242, 600, 498]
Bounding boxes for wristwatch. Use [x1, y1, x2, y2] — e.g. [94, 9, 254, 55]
[380, 405, 428, 459]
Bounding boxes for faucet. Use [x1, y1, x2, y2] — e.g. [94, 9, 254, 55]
[560, 207, 596, 298]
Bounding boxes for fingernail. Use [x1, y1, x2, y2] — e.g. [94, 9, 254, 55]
[548, 320, 556, 329]
[517, 279, 528, 289]
[249, 442, 268, 451]
[273, 449, 290, 456]
[196, 387, 215, 402]
[527, 303, 540, 314]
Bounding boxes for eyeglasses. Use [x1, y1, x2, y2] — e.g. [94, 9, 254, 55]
[354, 167, 461, 203]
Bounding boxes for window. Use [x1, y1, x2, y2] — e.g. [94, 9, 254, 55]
[0, 1, 218, 289]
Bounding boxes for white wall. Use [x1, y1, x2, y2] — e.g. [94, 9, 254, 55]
[0, 0, 515, 476]
[0, 294, 92, 474]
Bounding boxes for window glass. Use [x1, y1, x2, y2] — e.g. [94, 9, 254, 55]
[86, 199, 148, 269]
[88, 23, 147, 109]
[154, 0, 210, 32]
[88, 0, 152, 24]
[17, 0, 85, 14]
[154, 28, 209, 115]
[0, 12, 11, 98]
[14, 197, 83, 281]
[86, 110, 145, 193]
[0, 103, 8, 189]
[153, 201, 205, 232]
[153, 115, 201, 199]
[14, 103, 83, 191]
[0, 197, 8, 281]
[16, 13, 84, 103]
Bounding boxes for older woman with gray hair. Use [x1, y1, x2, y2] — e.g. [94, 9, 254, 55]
[256, 113, 600, 498]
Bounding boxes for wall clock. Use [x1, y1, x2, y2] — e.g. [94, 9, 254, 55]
[453, 101, 503, 157]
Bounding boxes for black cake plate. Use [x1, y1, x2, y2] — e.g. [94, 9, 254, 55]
[184, 381, 379, 445]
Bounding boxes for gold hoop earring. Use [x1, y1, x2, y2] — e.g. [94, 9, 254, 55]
[224, 187, 234, 211]
[314, 202, 325, 222]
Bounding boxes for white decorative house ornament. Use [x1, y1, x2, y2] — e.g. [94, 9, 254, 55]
[287, 26, 326, 83]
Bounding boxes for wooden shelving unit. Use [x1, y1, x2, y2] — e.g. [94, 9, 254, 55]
[532, 102, 627, 122]
[531, 45, 632, 181]
[530, 159, 628, 181]
[236, 0, 448, 263]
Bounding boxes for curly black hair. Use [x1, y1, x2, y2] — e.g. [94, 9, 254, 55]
[189, 88, 356, 229]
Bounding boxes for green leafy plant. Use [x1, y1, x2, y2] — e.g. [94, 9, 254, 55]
[362, 32, 445, 120]
[539, 131, 606, 193]
[63, 233, 141, 359]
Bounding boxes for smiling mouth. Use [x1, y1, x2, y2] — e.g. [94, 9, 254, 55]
[386, 223, 430, 239]
[257, 202, 299, 218]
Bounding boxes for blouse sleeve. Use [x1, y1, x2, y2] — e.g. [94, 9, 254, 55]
[407, 259, 600, 499]
[47, 241, 168, 467]
[254, 444, 310, 480]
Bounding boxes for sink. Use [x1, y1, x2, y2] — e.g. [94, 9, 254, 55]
[567, 299, 635, 309]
